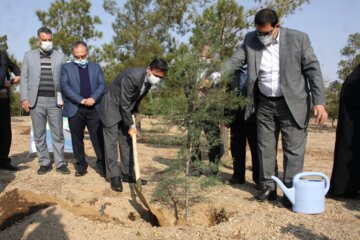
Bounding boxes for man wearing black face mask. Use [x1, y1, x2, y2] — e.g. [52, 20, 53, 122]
[98, 58, 168, 192]
[60, 41, 106, 177]
[224, 9, 327, 207]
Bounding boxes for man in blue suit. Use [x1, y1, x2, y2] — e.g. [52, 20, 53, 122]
[60, 41, 106, 177]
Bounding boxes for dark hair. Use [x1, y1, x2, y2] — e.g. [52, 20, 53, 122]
[72, 41, 88, 52]
[254, 8, 278, 27]
[37, 27, 52, 37]
[149, 57, 169, 72]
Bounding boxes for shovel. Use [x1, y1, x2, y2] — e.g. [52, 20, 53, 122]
[130, 117, 170, 226]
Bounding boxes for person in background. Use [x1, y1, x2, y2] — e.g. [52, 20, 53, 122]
[328, 63, 360, 199]
[0, 50, 21, 171]
[228, 67, 259, 187]
[98, 58, 168, 192]
[187, 45, 223, 175]
[20, 27, 69, 175]
[60, 41, 106, 177]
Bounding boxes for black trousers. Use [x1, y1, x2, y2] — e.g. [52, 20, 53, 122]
[230, 109, 259, 183]
[191, 120, 223, 163]
[68, 106, 105, 171]
[0, 98, 11, 164]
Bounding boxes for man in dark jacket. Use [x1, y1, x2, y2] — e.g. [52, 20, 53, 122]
[98, 58, 168, 192]
[328, 64, 360, 198]
[0, 50, 21, 171]
[228, 67, 259, 186]
[60, 41, 106, 177]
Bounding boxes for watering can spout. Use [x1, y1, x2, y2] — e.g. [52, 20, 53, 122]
[271, 176, 295, 205]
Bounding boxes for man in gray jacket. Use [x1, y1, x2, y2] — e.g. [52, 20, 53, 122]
[224, 9, 328, 207]
[20, 27, 69, 175]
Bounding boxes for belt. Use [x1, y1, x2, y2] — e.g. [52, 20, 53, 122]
[259, 92, 284, 101]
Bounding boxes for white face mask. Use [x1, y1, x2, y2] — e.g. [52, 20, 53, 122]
[74, 59, 88, 68]
[40, 41, 53, 52]
[257, 35, 275, 46]
[148, 73, 161, 85]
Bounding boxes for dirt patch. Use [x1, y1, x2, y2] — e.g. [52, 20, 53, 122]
[0, 188, 119, 231]
[0, 189, 54, 230]
[209, 208, 230, 226]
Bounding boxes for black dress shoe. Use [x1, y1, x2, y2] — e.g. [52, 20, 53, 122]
[0, 163, 19, 171]
[37, 165, 52, 175]
[56, 165, 71, 174]
[122, 174, 147, 185]
[255, 183, 264, 190]
[96, 167, 106, 177]
[281, 195, 292, 208]
[228, 176, 245, 185]
[75, 169, 88, 177]
[255, 187, 277, 201]
[110, 177, 123, 192]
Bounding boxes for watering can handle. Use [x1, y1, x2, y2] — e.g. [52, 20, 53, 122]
[293, 172, 330, 194]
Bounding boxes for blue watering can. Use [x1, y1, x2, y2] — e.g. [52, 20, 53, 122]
[271, 172, 330, 214]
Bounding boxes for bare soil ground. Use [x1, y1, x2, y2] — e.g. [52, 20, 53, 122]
[0, 116, 359, 240]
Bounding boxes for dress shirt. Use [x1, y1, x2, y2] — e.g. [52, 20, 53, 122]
[258, 31, 282, 97]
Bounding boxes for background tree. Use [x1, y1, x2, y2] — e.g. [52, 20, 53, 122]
[101, 0, 196, 83]
[337, 32, 360, 80]
[256, 0, 310, 18]
[325, 80, 342, 126]
[0, 35, 9, 51]
[190, 0, 247, 59]
[29, 0, 102, 56]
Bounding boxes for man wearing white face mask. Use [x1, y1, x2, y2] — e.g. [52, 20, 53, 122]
[60, 41, 106, 178]
[224, 9, 327, 207]
[20, 27, 68, 175]
[98, 58, 168, 192]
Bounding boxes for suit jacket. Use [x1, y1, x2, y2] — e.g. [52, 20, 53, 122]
[60, 61, 106, 118]
[0, 50, 21, 89]
[224, 27, 325, 128]
[98, 67, 151, 128]
[20, 49, 66, 107]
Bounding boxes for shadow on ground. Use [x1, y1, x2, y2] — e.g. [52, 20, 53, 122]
[281, 223, 330, 240]
[0, 189, 69, 239]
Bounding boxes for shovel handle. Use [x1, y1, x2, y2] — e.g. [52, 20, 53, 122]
[131, 116, 141, 182]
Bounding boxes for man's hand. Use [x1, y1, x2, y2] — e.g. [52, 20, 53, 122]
[128, 127, 137, 136]
[21, 100, 30, 112]
[313, 104, 328, 125]
[80, 99, 87, 105]
[11, 76, 20, 84]
[85, 97, 95, 107]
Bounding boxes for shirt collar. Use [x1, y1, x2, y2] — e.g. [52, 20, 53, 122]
[273, 29, 280, 44]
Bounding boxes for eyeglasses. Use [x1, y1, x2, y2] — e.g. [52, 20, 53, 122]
[73, 54, 87, 60]
[256, 28, 275, 36]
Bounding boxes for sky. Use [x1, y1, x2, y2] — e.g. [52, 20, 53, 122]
[0, 0, 359, 82]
